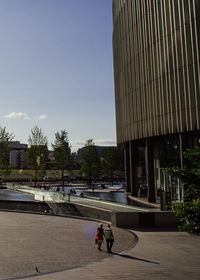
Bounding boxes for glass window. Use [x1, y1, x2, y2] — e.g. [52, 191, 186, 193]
[179, 0, 184, 27]
[172, 1, 180, 29]
[170, 72, 176, 114]
[165, 1, 171, 34]
[188, 65, 195, 108]
[176, 30, 182, 68]
[194, 62, 200, 106]
[158, 2, 163, 39]
[183, 0, 190, 25]
[185, 25, 193, 65]
[167, 34, 173, 73]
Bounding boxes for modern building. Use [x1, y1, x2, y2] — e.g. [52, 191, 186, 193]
[112, 0, 200, 202]
[9, 141, 28, 169]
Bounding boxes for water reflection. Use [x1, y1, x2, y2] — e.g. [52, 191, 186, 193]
[0, 189, 34, 201]
[83, 190, 127, 204]
[50, 185, 127, 204]
[0, 185, 136, 206]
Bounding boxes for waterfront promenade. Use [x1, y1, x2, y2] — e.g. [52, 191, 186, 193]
[0, 212, 134, 280]
[0, 211, 199, 280]
[22, 229, 200, 280]
[5, 184, 157, 213]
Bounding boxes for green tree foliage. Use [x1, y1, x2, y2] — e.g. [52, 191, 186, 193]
[27, 126, 48, 184]
[80, 139, 100, 185]
[52, 130, 72, 187]
[165, 148, 200, 235]
[101, 147, 122, 179]
[0, 126, 14, 179]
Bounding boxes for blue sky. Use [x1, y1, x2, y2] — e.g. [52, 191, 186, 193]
[0, 0, 116, 151]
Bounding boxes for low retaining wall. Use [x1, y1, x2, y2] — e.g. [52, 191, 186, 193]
[111, 211, 180, 228]
[0, 200, 111, 222]
[72, 203, 112, 221]
[0, 200, 50, 213]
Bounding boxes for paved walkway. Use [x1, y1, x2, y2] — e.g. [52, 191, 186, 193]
[24, 229, 200, 280]
[70, 195, 153, 212]
[0, 212, 199, 280]
[0, 212, 134, 280]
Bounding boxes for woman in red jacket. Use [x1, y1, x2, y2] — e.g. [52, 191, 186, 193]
[95, 223, 104, 250]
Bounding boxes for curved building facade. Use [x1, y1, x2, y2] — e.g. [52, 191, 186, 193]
[113, 0, 200, 202]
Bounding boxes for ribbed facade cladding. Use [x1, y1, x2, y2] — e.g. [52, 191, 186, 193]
[113, 0, 200, 145]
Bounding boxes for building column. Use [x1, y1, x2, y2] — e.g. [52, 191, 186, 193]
[179, 133, 184, 200]
[129, 141, 138, 196]
[179, 133, 184, 169]
[145, 138, 156, 203]
[124, 142, 131, 193]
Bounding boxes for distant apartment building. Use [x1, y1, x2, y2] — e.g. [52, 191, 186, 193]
[112, 0, 200, 202]
[9, 141, 28, 169]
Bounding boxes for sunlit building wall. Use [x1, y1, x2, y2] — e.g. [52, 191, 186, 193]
[112, 0, 200, 202]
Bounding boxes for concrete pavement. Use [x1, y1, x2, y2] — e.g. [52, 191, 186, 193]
[0, 212, 134, 280]
[0, 212, 199, 280]
[24, 229, 200, 280]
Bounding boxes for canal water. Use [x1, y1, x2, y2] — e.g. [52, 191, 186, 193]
[83, 190, 127, 204]
[51, 185, 128, 204]
[0, 185, 130, 205]
[0, 189, 34, 201]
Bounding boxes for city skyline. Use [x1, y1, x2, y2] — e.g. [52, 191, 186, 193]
[0, 0, 116, 151]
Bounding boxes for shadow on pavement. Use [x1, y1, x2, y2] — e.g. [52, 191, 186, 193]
[110, 252, 160, 265]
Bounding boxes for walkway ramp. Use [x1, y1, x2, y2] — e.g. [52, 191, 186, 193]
[46, 202, 81, 217]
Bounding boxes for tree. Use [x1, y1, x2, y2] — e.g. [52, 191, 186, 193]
[165, 148, 200, 235]
[101, 147, 122, 181]
[52, 130, 72, 187]
[80, 139, 100, 186]
[0, 126, 14, 179]
[27, 126, 48, 185]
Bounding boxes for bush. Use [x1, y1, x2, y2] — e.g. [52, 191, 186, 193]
[165, 148, 200, 235]
[172, 199, 200, 235]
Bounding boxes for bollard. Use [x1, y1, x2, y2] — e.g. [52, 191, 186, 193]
[68, 193, 71, 202]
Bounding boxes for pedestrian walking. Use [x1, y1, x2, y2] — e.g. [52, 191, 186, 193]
[104, 224, 114, 253]
[95, 223, 104, 251]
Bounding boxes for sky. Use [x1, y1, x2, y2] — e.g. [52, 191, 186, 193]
[0, 0, 116, 152]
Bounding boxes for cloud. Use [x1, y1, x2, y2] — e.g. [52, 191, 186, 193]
[4, 112, 30, 120]
[4, 112, 48, 121]
[38, 114, 47, 120]
[95, 139, 117, 146]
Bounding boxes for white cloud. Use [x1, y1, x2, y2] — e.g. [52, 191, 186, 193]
[38, 114, 47, 120]
[95, 139, 117, 146]
[4, 113, 48, 121]
[4, 112, 30, 120]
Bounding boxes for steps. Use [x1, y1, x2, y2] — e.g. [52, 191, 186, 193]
[46, 202, 82, 217]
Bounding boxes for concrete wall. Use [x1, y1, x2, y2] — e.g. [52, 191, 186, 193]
[0, 200, 180, 228]
[0, 199, 111, 222]
[154, 212, 180, 227]
[0, 200, 50, 213]
[73, 204, 111, 222]
[111, 211, 180, 228]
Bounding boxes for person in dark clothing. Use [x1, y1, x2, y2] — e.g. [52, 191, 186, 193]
[104, 224, 114, 253]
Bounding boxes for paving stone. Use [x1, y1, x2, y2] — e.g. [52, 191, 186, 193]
[0, 211, 199, 280]
[0, 212, 134, 279]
